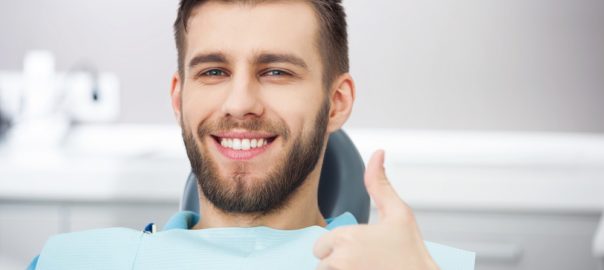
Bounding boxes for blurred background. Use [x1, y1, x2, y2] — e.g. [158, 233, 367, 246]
[0, 0, 603, 269]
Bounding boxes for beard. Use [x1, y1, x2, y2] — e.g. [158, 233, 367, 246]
[181, 99, 329, 215]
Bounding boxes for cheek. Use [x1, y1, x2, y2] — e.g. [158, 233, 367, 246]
[262, 89, 324, 136]
[180, 88, 222, 128]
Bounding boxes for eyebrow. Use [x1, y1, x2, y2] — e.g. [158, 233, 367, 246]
[255, 53, 308, 70]
[188, 53, 227, 70]
[187, 52, 309, 71]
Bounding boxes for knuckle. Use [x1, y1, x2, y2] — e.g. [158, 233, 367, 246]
[394, 203, 417, 225]
[376, 175, 390, 186]
[333, 228, 358, 246]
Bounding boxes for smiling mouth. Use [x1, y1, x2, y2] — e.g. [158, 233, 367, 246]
[211, 136, 277, 150]
[210, 133, 278, 160]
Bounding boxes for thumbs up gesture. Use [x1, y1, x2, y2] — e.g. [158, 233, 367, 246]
[313, 150, 440, 270]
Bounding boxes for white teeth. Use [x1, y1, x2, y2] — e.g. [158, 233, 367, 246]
[241, 139, 251, 150]
[232, 138, 242, 150]
[219, 137, 270, 150]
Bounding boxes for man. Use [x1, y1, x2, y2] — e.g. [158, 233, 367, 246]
[30, 1, 473, 269]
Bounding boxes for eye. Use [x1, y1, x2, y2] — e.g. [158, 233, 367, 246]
[262, 69, 292, 77]
[200, 69, 228, 77]
[194, 68, 230, 85]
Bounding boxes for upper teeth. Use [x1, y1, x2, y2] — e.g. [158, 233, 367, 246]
[220, 138, 267, 150]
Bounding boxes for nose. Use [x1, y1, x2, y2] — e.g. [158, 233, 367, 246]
[220, 72, 264, 119]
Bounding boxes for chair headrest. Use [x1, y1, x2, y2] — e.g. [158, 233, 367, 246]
[179, 129, 370, 223]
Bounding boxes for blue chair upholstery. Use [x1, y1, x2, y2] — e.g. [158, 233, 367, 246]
[179, 129, 370, 223]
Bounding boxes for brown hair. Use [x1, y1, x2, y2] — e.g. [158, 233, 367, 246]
[173, 0, 349, 89]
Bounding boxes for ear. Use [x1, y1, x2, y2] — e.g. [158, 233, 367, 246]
[170, 72, 183, 125]
[326, 73, 355, 133]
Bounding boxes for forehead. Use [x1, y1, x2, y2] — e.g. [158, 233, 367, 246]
[185, 1, 321, 65]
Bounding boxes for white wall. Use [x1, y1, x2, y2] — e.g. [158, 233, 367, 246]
[346, 0, 604, 132]
[1, 0, 603, 132]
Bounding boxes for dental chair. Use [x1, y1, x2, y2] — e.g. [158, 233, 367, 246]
[179, 130, 371, 223]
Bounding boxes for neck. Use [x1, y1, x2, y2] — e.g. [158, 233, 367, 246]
[192, 168, 327, 230]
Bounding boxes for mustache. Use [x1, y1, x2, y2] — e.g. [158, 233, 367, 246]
[197, 117, 290, 140]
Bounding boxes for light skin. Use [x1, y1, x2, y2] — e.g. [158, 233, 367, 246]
[169, 1, 438, 269]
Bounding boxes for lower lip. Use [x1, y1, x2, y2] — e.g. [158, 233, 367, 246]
[213, 139, 272, 160]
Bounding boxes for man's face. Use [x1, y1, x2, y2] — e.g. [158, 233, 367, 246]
[176, 1, 329, 214]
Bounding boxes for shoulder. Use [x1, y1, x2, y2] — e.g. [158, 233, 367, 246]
[35, 227, 143, 269]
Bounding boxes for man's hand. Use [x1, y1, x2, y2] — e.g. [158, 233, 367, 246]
[313, 150, 439, 270]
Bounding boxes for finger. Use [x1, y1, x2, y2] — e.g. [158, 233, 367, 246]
[315, 260, 334, 270]
[364, 150, 405, 220]
[313, 231, 337, 259]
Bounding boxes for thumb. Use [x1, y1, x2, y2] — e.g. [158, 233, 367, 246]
[364, 150, 404, 221]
